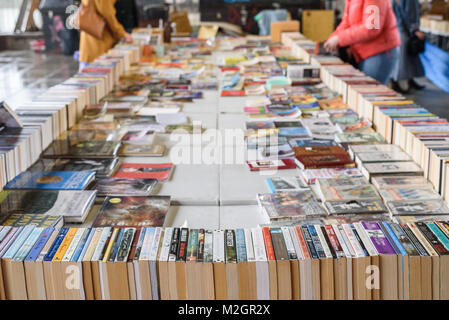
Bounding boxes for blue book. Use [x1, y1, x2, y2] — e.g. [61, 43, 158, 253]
[235, 229, 247, 263]
[278, 127, 310, 137]
[307, 225, 326, 258]
[25, 227, 54, 261]
[76, 228, 96, 262]
[71, 229, 92, 262]
[5, 171, 95, 190]
[44, 228, 69, 261]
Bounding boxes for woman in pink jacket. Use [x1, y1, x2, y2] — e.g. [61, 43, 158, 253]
[324, 0, 401, 84]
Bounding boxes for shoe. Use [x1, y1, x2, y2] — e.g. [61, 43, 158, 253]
[409, 79, 425, 90]
[391, 80, 409, 94]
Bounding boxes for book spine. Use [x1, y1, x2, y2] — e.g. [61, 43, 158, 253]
[140, 227, 155, 261]
[25, 227, 54, 262]
[407, 223, 438, 256]
[294, 226, 310, 259]
[342, 224, 364, 257]
[225, 229, 237, 263]
[213, 230, 225, 263]
[203, 230, 213, 263]
[251, 228, 267, 262]
[133, 228, 147, 261]
[149, 227, 163, 262]
[334, 225, 353, 258]
[270, 228, 289, 261]
[262, 227, 275, 261]
[307, 225, 326, 258]
[3, 225, 35, 259]
[72, 228, 92, 262]
[324, 225, 344, 258]
[197, 229, 205, 263]
[281, 227, 297, 260]
[235, 229, 247, 263]
[301, 226, 318, 259]
[44, 228, 69, 261]
[400, 224, 429, 256]
[186, 229, 198, 262]
[158, 227, 173, 262]
[13, 227, 44, 262]
[316, 225, 334, 258]
[108, 228, 125, 262]
[361, 221, 396, 255]
[62, 228, 85, 262]
[168, 228, 180, 262]
[176, 228, 189, 262]
[93, 227, 113, 261]
[116, 228, 136, 262]
[421, 223, 449, 255]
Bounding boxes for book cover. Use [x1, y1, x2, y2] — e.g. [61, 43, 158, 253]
[296, 154, 355, 169]
[5, 171, 95, 191]
[95, 178, 157, 197]
[93, 196, 171, 228]
[320, 184, 380, 202]
[43, 140, 121, 159]
[247, 159, 297, 171]
[119, 144, 166, 157]
[324, 199, 387, 215]
[387, 200, 449, 216]
[265, 176, 308, 192]
[379, 187, 441, 202]
[30, 158, 119, 178]
[361, 221, 396, 254]
[114, 163, 174, 181]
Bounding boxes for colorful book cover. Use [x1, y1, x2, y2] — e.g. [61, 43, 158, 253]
[114, 163, 174, 181]
[5, 171, 95, 191]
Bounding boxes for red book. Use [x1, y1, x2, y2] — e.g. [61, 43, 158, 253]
[220, 67, 240, 72]
[221, 90, 245, 97]
[247, 159, 297, 171]
[295, 154, 355, 169]
[262, 227, 275, 261]
[114, 163, 174, 181]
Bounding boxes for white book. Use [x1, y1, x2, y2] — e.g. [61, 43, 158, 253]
[251, 228, 269, 300]
[334, 224, 354, 300]
[288, 227, 304, 260]
[314, 225, 333, 258]
[212, 230, 225, 263]
[244, 229, 255, 262]
[159, 227, 173, 262]
[139, 227, 155, 261]
[149, 227, 162, 300]
[281, 227, 297, 259]
[156, 113, 188, 125]
[354, 223, 378, 256]
[92, 227, 112, 261]
[78, 228, 97, 262]
[341, 224, 365, 258]
[102, 228, 119, 262]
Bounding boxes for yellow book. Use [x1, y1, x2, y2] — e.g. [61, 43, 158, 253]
[102, 228, 119, 263]
[52, 228, 78, 262]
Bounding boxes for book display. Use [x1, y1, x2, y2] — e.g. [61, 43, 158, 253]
[1, 28, 449, 302]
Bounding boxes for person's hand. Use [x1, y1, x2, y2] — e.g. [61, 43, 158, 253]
[123, 32, 133, 44]
[324, 36, 339, 53]
[415, 31, 426, 41]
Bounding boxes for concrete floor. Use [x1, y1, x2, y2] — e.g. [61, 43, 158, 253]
[404, 77, 449, 120]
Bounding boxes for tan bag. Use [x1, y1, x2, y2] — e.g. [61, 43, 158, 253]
[77, 0, 106, 40]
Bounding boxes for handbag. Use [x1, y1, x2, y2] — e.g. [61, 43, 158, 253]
[407, 34, 425, 56]
[77, 0, 106, 40]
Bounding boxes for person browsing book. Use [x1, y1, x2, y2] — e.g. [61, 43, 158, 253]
[79, 0, 133, 69]
[324, 0, 401, 84]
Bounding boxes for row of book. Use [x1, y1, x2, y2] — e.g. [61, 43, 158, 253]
[0, 42, 143, 191]
[282, 32, 449, 211]
[1, 219, 449, 300]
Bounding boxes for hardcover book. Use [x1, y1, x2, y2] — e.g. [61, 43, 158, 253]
[295, 153, 355, 170]
[335, 132, 385, 144]
[5, 171, 95, 191]
[93, 196, 171, 227]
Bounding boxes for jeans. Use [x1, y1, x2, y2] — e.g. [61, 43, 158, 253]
[358, 47, 400, 84]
